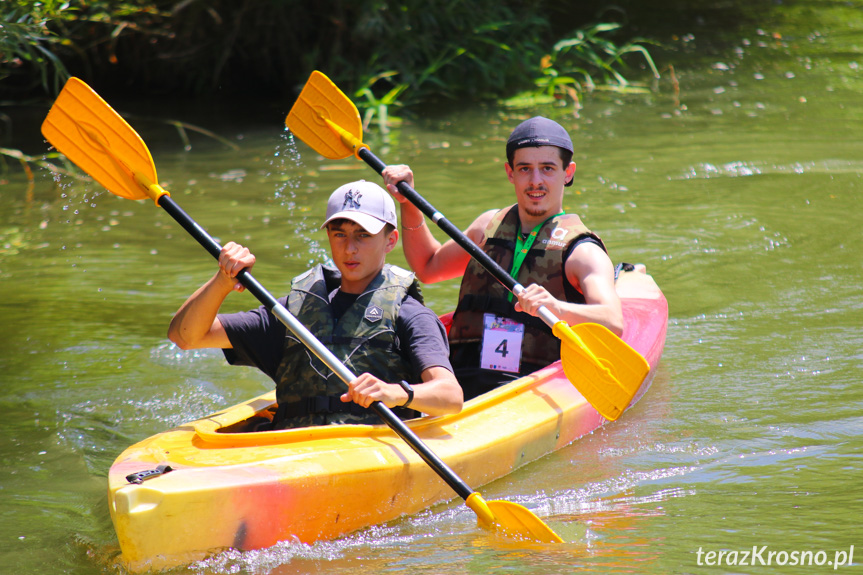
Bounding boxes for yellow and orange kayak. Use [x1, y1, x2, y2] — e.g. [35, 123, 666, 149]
[107, 269, 667, 572]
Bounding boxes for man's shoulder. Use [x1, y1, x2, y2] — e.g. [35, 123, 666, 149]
[564, 238, 616, 284]
[566, 235, 609, 261]
[463, 207, 509, 246]
[475, 206, 507, 228]
[398, 296, 445, 332]
[396, 296, 453, 370]
[399, 294, 437, 317]
[386, 264, 414, 279]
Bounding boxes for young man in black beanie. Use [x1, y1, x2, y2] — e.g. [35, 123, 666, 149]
[382, 117, 623, 399]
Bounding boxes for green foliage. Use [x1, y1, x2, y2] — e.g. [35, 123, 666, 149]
[1, 1, 72, 93]
[338, 2, 547, 105]
[508, 22, 661, 110]
[551, 22, 659, 89]
[1, 0, 661, 123]
[353, 71, 409, 134]
[1, 0, 173, 95]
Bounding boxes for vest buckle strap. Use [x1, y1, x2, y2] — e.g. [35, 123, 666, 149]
[275, 395, 371, 421]
[311, 395, 335, 414]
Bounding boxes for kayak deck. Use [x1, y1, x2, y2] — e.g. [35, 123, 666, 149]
[107, 269, 667, 572]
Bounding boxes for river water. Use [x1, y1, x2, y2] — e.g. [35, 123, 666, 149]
[2, 6, 863, 575]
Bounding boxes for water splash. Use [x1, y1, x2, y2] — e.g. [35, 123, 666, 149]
[273, 129, 329, 266]
[546, 466, 697, 518]
[273, 130, 304, 207]
[191, 524, 424, 575]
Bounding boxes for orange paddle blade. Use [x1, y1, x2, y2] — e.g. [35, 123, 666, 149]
[285, 70, 365, 160]
[554, 322, 650, 421]
[41, 77, 156, 201]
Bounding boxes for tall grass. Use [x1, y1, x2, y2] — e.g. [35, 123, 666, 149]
[512, 21, 661, 111]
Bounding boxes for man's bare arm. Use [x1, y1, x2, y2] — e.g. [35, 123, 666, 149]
[514, 242, 623, 335]
[167, 242, 255, 349]
[341, 366, 463, 416]
[381, 163, 497, 283]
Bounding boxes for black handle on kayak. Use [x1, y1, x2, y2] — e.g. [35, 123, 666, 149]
[359, 147, 519, 294]
[156, 193, 476, 502]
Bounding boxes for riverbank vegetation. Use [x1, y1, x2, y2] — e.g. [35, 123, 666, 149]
[4, 0, 783, 183]
[2, 0, 661, 111]
[2, 0, 671, 181]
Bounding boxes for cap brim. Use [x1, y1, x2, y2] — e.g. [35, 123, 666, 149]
[321, 211, 386, 234]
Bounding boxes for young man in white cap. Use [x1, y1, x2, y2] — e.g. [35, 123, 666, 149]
[168, 180, 462, 429]
[381, 117, 624, 399]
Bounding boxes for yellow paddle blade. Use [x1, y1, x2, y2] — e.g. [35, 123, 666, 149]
[554, 322, 650, 422]
[41, 77, 156, 202]
[285, 70, 365, 160]
[466, 492, 564, 543]
[487, 500, 565, 544]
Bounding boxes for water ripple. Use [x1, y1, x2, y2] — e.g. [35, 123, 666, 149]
[675, 159, 863, 180]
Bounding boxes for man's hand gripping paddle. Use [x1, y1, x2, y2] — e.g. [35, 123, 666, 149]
[285, 71, 650, 423]
[42, 77, 564, 545]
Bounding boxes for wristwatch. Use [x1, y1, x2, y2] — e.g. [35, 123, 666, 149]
[396, 380, 414, 409]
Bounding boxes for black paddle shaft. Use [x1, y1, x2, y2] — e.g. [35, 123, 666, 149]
[156, 194, 279, 310]
[156, 193, 476, 502]
[359, 148, 520, 294]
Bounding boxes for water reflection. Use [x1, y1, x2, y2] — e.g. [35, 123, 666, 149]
[4, 5, 863, 574]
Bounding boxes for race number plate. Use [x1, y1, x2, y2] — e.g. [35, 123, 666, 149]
[480, 313, 524, 373]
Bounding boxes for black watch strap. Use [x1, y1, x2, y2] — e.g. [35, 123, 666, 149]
[396, 380, 414, 409]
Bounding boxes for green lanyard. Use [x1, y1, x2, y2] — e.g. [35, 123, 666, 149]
[507, 212, 564, 302]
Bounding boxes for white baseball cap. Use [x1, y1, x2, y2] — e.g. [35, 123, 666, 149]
[321, 180, 397, 234]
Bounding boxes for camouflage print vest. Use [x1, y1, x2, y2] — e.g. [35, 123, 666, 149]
[274, 263, 421, 427]
[448, 204, 606, 371]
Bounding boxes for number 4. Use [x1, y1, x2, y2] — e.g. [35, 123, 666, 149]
[495, 338, 509, 358]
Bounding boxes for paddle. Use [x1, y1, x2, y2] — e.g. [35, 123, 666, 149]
[285, 71, 650, 422]
[42, 77, 564, 545]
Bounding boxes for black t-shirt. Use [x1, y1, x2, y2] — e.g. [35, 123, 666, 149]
[218, 293, 453, 384]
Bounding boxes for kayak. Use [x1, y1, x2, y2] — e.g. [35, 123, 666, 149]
[107, 268, 667, 572]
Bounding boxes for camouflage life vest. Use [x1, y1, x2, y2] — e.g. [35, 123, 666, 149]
[448, 204, 606, 371]
[273, 263, 421, 427]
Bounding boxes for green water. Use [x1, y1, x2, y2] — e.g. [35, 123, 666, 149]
[3, 6, 863, 574]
